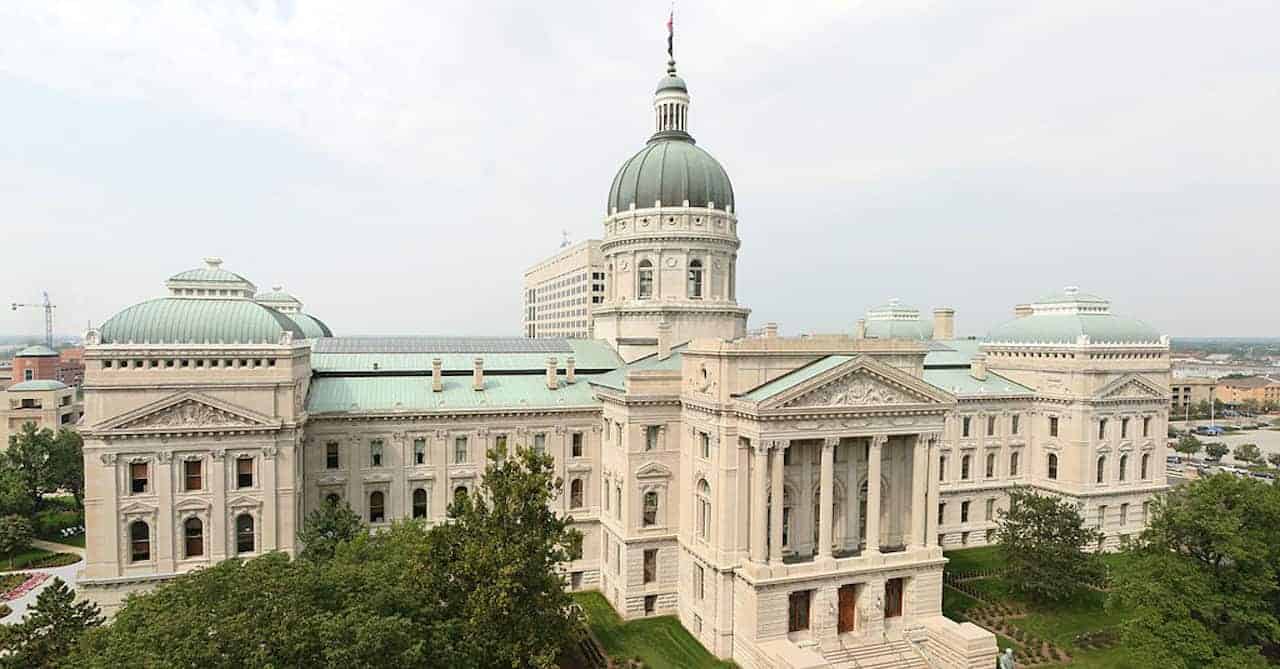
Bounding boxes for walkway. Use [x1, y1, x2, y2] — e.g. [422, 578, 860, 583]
[1, 540, 85, 624]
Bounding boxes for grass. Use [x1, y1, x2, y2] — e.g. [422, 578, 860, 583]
[943, 545, 1003, 573]
[0, 573, 26, 596]
[573, 591, 735, 669]
[37, 533, 85, 548]
[0, 547, 81, 572]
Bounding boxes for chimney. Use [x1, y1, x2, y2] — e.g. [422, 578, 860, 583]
[970, 354, 988, 381]
[1014, 304, 1033, 319]
[431, 357, 443, 392]
[546, 356, 558, 390]
[657, 320, 672, 360]
[854, 319, 867, 339]
[933, 308, 955, 340]
[566, 356, 576, 384]
[764, 322, 779, 338]
[473, 357, 484, 391]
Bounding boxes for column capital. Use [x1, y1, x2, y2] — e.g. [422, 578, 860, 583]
[923, 431, 944, 447]
[764, 438, 790, 452]
[869, 434, 888, 449]
[822, 436, 839, 449]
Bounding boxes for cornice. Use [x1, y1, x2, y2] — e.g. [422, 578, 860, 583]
[307, 405, 603, 423]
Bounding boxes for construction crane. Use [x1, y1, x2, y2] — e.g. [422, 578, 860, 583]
[11, 292, 55, 348]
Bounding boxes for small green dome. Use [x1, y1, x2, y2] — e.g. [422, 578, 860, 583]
[865, 319, 933, 341]
[987, 314, 1161, 345]
[656, 74, 687, 93]
[8, 380, 67, 391]
[14, 345, 58, 358]
[288, 313, 334, 339]
[607, 137, 734, 213]
[100, 298, 304, 345]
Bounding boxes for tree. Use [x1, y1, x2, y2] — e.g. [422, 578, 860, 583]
[1173, 434, 1202, 457]
[1112, 474, 1280, 668]
[1205, 442, 1229, 461]
[1267, 453, 1280, 469]
[0, 515, 33, 568]
[46, 429, 85, 508]
[0, 577, 102, 668]
[297, 497, 365, 564]
[0, 466, 34, 518]
[1234, 443, 1263, 465]
[995, 487, 1102, 603]
[4, 424, 54, 511]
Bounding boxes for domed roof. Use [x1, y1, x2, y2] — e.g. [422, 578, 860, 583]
[607, 137, 734, 214]
[987, 288, 1162, 345]
[14, 345, 58, 358]
[288, 313, 333, 339]
[8, 379, 67, 392]
[862, 299, 933, 341]
[168, 257, 253, 285]
[100, 298, 304, 345]
[656, 74, 687, 93]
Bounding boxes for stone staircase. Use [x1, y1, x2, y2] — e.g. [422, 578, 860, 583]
[823, 639, 930, 669]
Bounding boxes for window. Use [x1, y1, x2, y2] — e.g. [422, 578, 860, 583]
[369, 491, 385, 523]
[985, 498, 995, 521]
[235, 514, 254, 554]
[570, 479, 584, 509]
[570, 572, 583, 590]
[1120, 503, 1129, 525]
[696, 480, 711, 540]
[130, 462, 148, 494]
[412, 488, 428, 518]
[532, 432, 545, 454]
[454, 437, 468, 464]
[962, 416, 971, 437]
[1048, 453, 1059, 480]
[1049, 416, 1059, 438]
[325, 493, 340, 506]
[884, 578, 904, 618]
[1099, 419, 1108, 440]
[184, 460, 202, 491]
[644, 594, 657, 615]
[637, 259, 654, 299]
[130, 521, 150, 562]
[960, 455, 971, 480]
[1119, 454, 1129, 482]
[454, 486, 468, 504]
[495, 434, 508, 452]
[645, 426, 659, 451]
[1096, 456, 1106, 484]
[687, 259, 704, 298]
[643, 490, 659, 526]
[24, 369, 33, 381]
[694, 563, 705, 600]
[1143, 501, 1151, 523]
[370, 440, 384, 467]
[326, 442, 340, 469]
[236, 457, 254, 489]
[616, 485, 623, 519]
[985, 453, 996, 478]
[1141, 453, 1151, 480]
[1011, 414, 1020, 435]
[1010, 452, 1020, 476]
[603, 480, 610, 511]
[699, 432, 710, 459]
[938, 503, 946, 525]
[643, 548, 657, 583]
[939, 455, 947, 482]
[571, 432, 583, 458]
[413, 438, 426, 465]
[1121, 417, 1130, 439]
[837, 584, 857, 634]
[961, 501, 970, 523]
[1142, 416, 1151, 437]
[788, 590, 812, 632]
[987, 415, 996, 436]
[1097, 505, 1107, 528]
[183, 518, 203, 558]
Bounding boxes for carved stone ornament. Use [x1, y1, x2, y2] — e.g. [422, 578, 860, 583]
[156, 451, 173, 464]
[785, 373, 914, 408]
[210, 449, 226, 461]
[619, 260, 629, 271]
[666, 257, 678, 268]
[99, 453, 119, 466]
[1104, 379, 1161, 399]
[262, 446, 279, 458]
[121, 399, 256, 430]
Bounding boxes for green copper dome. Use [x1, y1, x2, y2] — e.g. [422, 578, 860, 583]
[607, 137, 734, 214]
[656, 74, 687, 93]
[100, 298, 304, 345]
[987, 314, 1161, 345]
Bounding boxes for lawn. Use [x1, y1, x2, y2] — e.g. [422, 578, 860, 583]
[0, 547, 81, 572]
[37, 533, 85, 548]
[573, 591, 735, 669]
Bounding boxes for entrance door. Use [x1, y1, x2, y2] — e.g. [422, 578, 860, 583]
[884, 577, 904, 618]
[837, 584, 857, 633]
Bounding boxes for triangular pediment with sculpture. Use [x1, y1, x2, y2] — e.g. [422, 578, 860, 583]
[95, 391, 280, 434]
[752, 355, 954, 411]
[1094, 374, 1166, 401]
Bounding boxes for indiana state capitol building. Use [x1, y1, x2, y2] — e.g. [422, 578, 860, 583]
[77, 51, 1171, 669]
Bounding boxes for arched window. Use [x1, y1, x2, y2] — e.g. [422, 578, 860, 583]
[985, 453, 996, 478]
[1048, 454, 1059, 480]
[570, 479, 584, 509]
[454, 485, 468, 503]
[183, 518, 203, 558]
[130, 521, 150, 562]
[412, 488, 428, 519]
[1009, 452, 1020, 476]
[960, 455, 971, 480]
[695, 479, 711, 540]
[325, 493, 340, 506]
[369, 491, 385, 523]
[1118, 454, 1129, 482]
[637, 259, 654, 299]
[643, 490, 659, 527]
[1096, 456, 1107, 484]
[235, 514, 254, 555]
[687, 259, 704, 299]
[1141, 453, 1151, 480]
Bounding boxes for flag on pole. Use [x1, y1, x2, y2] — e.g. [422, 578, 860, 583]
[667, 9, 674, 59]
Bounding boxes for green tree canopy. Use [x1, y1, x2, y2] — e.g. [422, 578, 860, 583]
[0, 577, 102, 668]
[1113, 474, 1280, 668]
[1173, 434, 1202, 456]
[47, 429, 85, 508]
[1267, 453, 1280, 469]
[1234, 443, 1263, 464]
[297, 497, 365, 564]
[996, 488, 1103, 603]
[0, 515, 33, 568]
[1205, 442, 1229, 461]
[5, 424, 54, 510]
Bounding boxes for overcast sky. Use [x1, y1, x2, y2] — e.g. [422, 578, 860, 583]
[2, 1, 1277, 340]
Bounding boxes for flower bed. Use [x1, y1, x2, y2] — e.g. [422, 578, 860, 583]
[1, 572, 49, 601]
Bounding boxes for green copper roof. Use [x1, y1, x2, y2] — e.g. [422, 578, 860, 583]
[288, 313, 333, 339]
[168, 267, 253, 284]
[923, 339, 984, 367]
[607, 137, 733, 213]
[100, 298, 304, 344]
[14, 345, 58, 358]
[311, 339, 620, 374]
[864, 319, 933, 341]
[7, 379, 68, 391]
[589, 343, 687, 392]
[739, 355, 853, 401]
[307, 374, 602, 414]
[656, 74, 687, 93]
[987, 313, 1161, 345]
[255, 290, 300, 304]
[922, 368, 1034, 398]
[1035, 288, 1108, 304]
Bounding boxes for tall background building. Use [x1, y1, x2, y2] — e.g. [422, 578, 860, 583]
[523, 239, 605, 339]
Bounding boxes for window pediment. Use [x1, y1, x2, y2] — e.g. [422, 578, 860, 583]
[635, 461, 673, 480]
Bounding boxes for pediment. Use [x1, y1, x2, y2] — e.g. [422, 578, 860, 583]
[1096, 374, 1166, 401]
[227, 495, 262, 510]
[119, 501, 157, 516]
[635, 461, 673, 480]
[756, 356, 953, 411]
[174, 497, 211, 512]
[96, 392, 279, 434]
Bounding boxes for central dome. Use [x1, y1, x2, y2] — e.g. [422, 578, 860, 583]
[607, 136, 734, 214]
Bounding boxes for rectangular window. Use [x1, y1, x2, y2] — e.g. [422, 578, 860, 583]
[1099, 419, 1108, 440]
[184, 460, 202, 491]
[534, 433, 546, 454]
[644, 594, 657, 616]
[454, 437, 468, 464]
[326, 442, 340, 469]
[645, 426, 660, 451]
[614, 544, 621, 574]
[130, 462, 148, 494]
[938, 503, 946, 525]
[495, 434, 508, 452]
[694, 564, 705, 601]
[985, 498, 995, 521]
[369, 439, 384, 467]
[1049, 416, 1059, 438]
[961, 501, 970, 523]
[1012, 414, 1020, 435]
[699, 432, 710, 459]
[1121, 417, 1130, 439]
[1097, 505, 1107, 528]
[643, 548, 657, 584]
[987, 415, 996, 436]
[1142, 416, 1151, 437]
[413, 438, 426, 465]
[1120, 503, 1129, 525]
[236, 457, 254, 489]
[884, 578, 904, 618]
[570, 572, 582, 590]
[962, 416, 971, 437]
[788, 590, 812, 632]
[939, 456, 946, 482]
[572, 432, 584, 458]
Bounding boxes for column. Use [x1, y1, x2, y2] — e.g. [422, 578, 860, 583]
[818, 437, 836, 559]
[925, 433, 942, 547]
[910, 435, 928, 548]
[846, 442, 859, 552]
[750, 441, 768, 563]
[210, 449, 227, 560]
[262, 446, 279, 551]
[769, 441, 786, 564]
[865, 435, 885, 556]
[155, 452, 175, 572]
